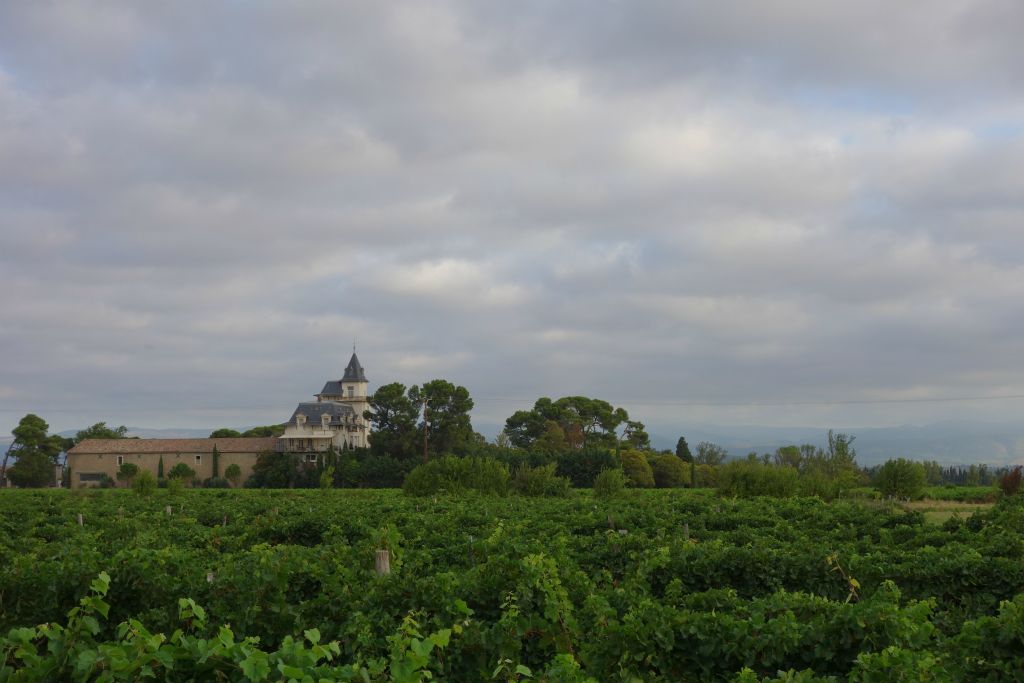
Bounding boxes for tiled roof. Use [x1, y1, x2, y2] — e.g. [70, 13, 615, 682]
[68, 437, 279, 455]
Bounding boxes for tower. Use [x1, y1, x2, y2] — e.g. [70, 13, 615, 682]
[281, 351, 372, 454]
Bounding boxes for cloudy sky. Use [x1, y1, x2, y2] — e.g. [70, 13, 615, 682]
[2, 1, 1023, 441]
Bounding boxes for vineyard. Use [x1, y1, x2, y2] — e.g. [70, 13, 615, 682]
[1, 489, 1023, 681]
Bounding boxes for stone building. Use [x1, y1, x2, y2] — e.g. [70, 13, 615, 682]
[67, 437, 278, 486]
[65, 352, 373, 486]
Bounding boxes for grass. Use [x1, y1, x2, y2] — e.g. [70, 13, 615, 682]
[903, 499, 995, 525]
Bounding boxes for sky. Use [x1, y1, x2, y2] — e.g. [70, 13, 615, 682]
[1, 1, 1023, 442]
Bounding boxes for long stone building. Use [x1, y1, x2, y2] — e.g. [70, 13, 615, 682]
[66, 352, 372, 487]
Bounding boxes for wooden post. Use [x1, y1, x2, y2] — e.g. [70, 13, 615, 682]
[683, 522, 689, 541]
[375, 549, 391, 576]
[206, 571, 215, 583]
[165, 505, 172, 516]
[222, 514, 227, 527]
[77, 513, 83, 526]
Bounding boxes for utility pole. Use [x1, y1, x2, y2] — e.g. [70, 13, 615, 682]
[422, 397, 430, 464]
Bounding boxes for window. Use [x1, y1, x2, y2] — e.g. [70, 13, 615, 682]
[195, 455, 202, 466]
[348, 386, 354, 398]
[306, 452, 317, 462]
[117, 455, 124, 466]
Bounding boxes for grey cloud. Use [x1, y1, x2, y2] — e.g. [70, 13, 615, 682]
[1, 2, 1023, 445]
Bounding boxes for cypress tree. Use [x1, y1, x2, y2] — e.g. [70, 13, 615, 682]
[157, 455, 164, 479]
[212, 445, 220, 478]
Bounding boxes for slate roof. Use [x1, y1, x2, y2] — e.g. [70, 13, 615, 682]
[342, 352, 367, 382]
[319, 380, 344, 397]
[287, 402, 355, 426]
[68, 438, 279, 455]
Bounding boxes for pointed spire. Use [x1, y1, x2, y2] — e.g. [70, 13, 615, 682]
[342, 350, 367, 382]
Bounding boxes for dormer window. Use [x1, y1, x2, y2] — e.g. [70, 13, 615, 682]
[321, 414, 331, 427]
[347, 386, 354, 398]
[296, 414, 306, 426]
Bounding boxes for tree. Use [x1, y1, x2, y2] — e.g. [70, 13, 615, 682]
[695, 441, 728, 466]
[409, 379, 475, 460]
[209, 428, 242, 438]
[225, 463, 242, 487]
[622, 420, 651, 450]
[167, 463, 196, 484]
[874, 458, 926, 499]
[211, 445, 220, 479]
[242, 425, 285, 437]
[675, 436, 693, 462]
[773, 445, 803, 469]
[5, 414, 69, 488]
[649, 453, 690, 488]
[999, 466, 1022, 497]
[503, 396, 629, 451]
[157, 455, 165, 479]
[74, 422, 129, 444]
[364, 382, 420, 460]
[115, 462, 140, 487]
[133, 470, 156, 496]
[620, 449, 655, 488]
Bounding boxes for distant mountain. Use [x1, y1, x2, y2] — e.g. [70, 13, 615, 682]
[650, 420, 1024, 467]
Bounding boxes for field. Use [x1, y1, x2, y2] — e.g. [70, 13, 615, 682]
[1, 489, 1023, 681]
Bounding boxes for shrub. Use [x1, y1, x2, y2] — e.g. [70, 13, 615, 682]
[649, 454, 690, 488]
[224, 463, 242, 487]
[874, 458, 927, 499]
[403, 456, 510, 496]
[593, 468, 628, 498]
[1000, 466, 1022, 497]
[717, 461, 799, 498]
[358, 455, 411, 488]
[132, 470, 156, 496]
[619, 450, 655, 488]
[202, 477, 229, 489]
[167, 463, 196, 483]
[512, 463, 571, 497]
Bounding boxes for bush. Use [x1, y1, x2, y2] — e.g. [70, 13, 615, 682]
[167, 463, 196, 484]
[202, 477, 229, 489]
[1000, 466, 1022, 497]
[357, 455, 411, 488]
[619, 450, 655, 488]
[593, 468, 628, 498]
[874, 458, 927, 499]
[403, 456, 510, 496]
[132, 470, 156, 496]
[649, 454, 690, 488]
[224, 463, 242, 487]
[512, 463, 571, 497]
[717, 461, 799, 498]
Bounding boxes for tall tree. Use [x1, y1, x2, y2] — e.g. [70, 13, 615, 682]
[75, 422, 129, 444]
[364, 382, 419, 460]
[503, 396, 629, 451]
[5, 414, 69, 488]
[675, 436, 693, 462]
[211, 445, 220, 478]
[209, 428, 242, 438]
[695, 441, 728, 466]
[622, 420, 651, 450]
[410, 379, 475, 459]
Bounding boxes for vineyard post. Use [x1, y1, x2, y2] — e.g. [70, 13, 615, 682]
[375, 549, 392, 576]
[77, 513, 83, 526]
[165, 506, 172, 516]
